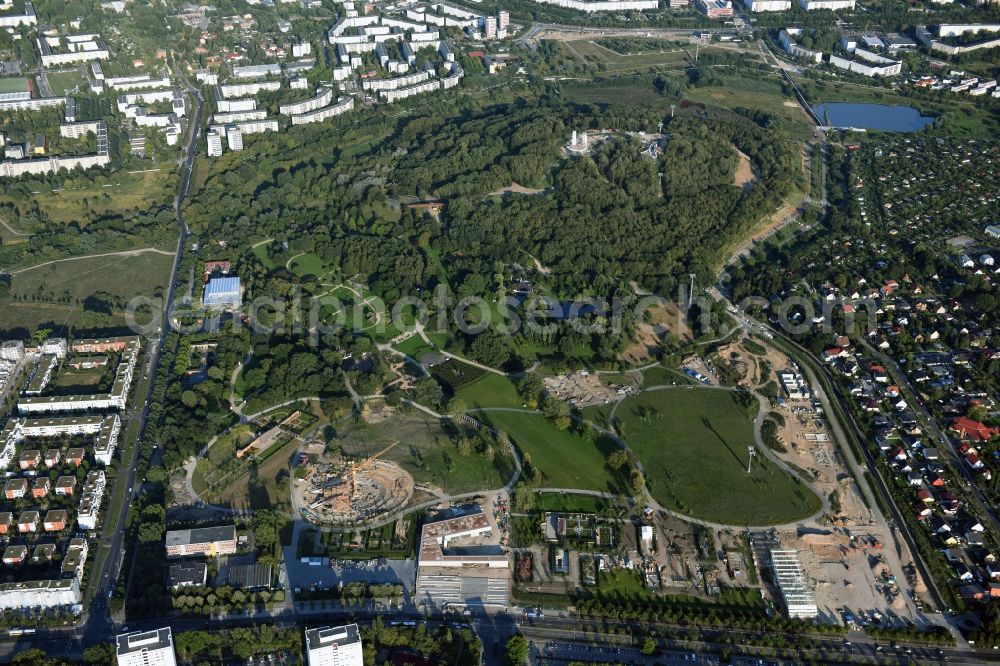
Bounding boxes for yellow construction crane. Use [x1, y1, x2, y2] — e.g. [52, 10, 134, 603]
[347, 439, 399, 495]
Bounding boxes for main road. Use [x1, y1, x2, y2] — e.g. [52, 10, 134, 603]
[82, 54, 204, 644]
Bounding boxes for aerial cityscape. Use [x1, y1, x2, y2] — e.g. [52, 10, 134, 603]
[0, 0, 998, 662]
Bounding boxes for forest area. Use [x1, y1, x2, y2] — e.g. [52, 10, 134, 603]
[187, 96, 801, 306]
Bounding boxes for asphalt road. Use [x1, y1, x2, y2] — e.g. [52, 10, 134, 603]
[80, 56, 204, 645]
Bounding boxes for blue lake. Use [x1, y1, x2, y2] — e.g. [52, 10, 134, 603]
[813, 103, 935, 132]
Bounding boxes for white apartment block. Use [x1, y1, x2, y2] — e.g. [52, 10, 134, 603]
[744, 0, 791, 9]
[829, 53, 901, 77]
[524, 0, 659, 10]
[116, 628, 178, 666]
[233, 63, 282, 78]
[304, 625, 363, 666]
[38, 35, 110, 67]
[76, 470, 106, 530]
[212, 110, 268, 124]
[778, 29, 823, 62]
[362, 70, 430, 92]
[280, 87, 333, 116]
[380, 79, 441, 102]
[60, 121, 102, 139]
[799, 0, 854, 8]
[290, 97, 355, 125]
[207, 130, 223, 157]
[220, 80, 281, 97]
[41, 338, 67, 358]
[0, 578, 80, 611]
[106, 75, 172, 91]
[227, 127, 243, 151]
[0, 341, 24, 362]
[0, 2, 36, 28]
[216, 97, 257, 113]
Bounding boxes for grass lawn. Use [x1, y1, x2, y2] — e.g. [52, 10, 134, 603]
[288, 252, 326, 278]
[251, 240, 277, 270]
[534, 492, 616, 514]
[477, 412, 623, 493]
[562, 39, 694, 70]
[0, 251, 174, 335]
[457, 373, 525, 410]
[596, 569, 653, 602]
[579, 402, 615, 430]
[393, 335, 435, 359]
[52, 367, 106, 392]
[684, 78, 814, 140]
[618, 388, 820, 525]
[338, 412, 515, 494]
[46, 70, 87, 95]
[563, 84, 664, 106]
[208, 437, 299, 512]
[641, 365, 691, 387]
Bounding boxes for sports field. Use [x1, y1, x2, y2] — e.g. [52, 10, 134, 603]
[477, 411, 624, 493]
[338, 412, 515, 494]
[618, 387, 821, 525]
[0, 77, 30, 94]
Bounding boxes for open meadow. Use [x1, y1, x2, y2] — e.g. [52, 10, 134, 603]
[477, 411, 624, 493]
[617, 387, 821, 525]
[338, 411, 515, 494]
[0, 251, 174, 334]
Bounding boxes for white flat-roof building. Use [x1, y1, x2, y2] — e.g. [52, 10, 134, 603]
[304, 624, 364, 666]
[116, 627, 178, 666]
[744, 0, 791, 10]
[416, 507, 510, 607]
[0, 578, 80, 610]
[280, 87, 333, 116]
[799, 0, 854, 8]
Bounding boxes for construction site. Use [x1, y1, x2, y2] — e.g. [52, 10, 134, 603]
[293, 440, 415, 525]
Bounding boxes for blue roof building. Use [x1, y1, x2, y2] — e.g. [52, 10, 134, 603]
[204, 276, 241, 309]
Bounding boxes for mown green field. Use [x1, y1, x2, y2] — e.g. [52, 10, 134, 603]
[478, 411, 623, 493]
[456, 372, 525, 410]
[618, 387, 820, 525]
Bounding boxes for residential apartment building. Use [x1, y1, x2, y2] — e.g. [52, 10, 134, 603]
[116, 628, 178, 666]
[76, 471, 106, 530]
[165, 525, 238, 557]
[305, 624, 364, 666]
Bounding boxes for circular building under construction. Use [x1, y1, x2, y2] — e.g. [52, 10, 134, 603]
[296, 444, 414, 525]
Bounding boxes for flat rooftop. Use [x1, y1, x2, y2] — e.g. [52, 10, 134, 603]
[166, 524, 236, 547]
[305, 624, 361, 651]
[116, 627, 173, 656]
